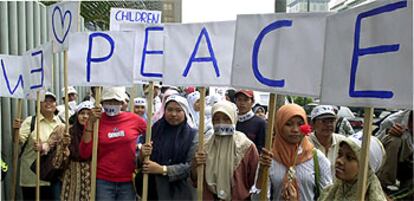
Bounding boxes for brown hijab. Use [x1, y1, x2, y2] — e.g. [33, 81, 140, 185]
[272, 104, 314, 200]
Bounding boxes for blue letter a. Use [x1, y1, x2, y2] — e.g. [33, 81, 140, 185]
[182, 27, 220, 77]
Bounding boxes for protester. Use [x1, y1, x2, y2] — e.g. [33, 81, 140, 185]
[13, 91, 63, 200]
[152, 88, 180, 124]
[192, 100, 259, 200]
[234, 89, 266, 152]
[187, 91, 213, 135]
[37, 101, 94, 200]
[309, 105, 346, 179]
[253, 104, 267, 120]
[183, 86, 196, 97]
[318, 133, 387, 201]
[377, 110, 413, 200]
[57, 86, 78, 123]
[332, 106, 355, 137]
[140, 95, 198, 200]
[255, 104, 332, 201]
[225, 89, 236, 103]
[79, 87, 146, 201]
[133, 97, 148, 121]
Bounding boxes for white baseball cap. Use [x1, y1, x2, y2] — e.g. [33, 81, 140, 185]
[101, 87, 126, 102]
[44, 91, 57, 101]
[134, 98, 147, 107]
[61, 86, 77, 96]
[310, 105, 336, 121]
[76, 101, 94, 113]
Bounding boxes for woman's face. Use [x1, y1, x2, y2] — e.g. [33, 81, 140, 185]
[194, 99, 201, 112]
[77, 109, 91, 126]
[134, 105, 146, 116]
[212, 112, 232, 125]
[280, 116, 305, 144]
[255, 108, 266, 119]
[335, 143, 359, 183]
[165, 101, 185, 126]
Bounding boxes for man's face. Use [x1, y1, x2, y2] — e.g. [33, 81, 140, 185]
[41, 96, 57, 115]
[235, 94, 253, 115]
[313, 116, 336, 138]
[68, 93, 77, 102]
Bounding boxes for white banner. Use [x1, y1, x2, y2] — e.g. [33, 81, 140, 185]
[110, 8, 162, 31]
[23, 42, 53, 99]
[231, 13, 329, 97]
[133, 24, 164, 82]
[321, 0, 412, 109]
[0, 55, 25, 98]
[67, 32, 137, 86]
[49, 2, 79, 53]
[163, 21, 236, 86]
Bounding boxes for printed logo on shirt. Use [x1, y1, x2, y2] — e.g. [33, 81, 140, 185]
[108, 128, 125, 139]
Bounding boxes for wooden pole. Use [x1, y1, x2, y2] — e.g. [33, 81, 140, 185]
[141, 81, 154, 201]
[197, 87, 206, 201]
[356, 107, 374, 201]
[90, 87, 102, 201]
[130, 85, 138, 112]
[35, 91, 41, 201]
[257, 93, 276, 200]
[63, 51, 69, 133]
[11, 99, 22, 201]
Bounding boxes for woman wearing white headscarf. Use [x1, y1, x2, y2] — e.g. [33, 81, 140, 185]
[318, 133, 387, 201]
[152, 89, 179, 124]
[140, 95, 198, 200]
[192, 101, 259, 200]
[187, 91, 213, 135]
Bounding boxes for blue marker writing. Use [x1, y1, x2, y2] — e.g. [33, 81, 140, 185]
[1, 59, 24, 95]
[349, 0, 407, 98]
[30, 50, 44, 89]
[141, 26, 163, 78]
[183, 27, 220, 77]
[252, 20, 292, 87]
[86, 32, 115, 82]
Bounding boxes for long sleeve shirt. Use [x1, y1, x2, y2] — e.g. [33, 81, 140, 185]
[79, 112, 146, 182]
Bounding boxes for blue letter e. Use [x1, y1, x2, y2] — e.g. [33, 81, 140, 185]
[86, 32, 115, 82]
[350, 1, 407, 99]
[252, 20, 292, 87]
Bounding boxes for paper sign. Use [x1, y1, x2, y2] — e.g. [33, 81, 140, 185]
[49, 2, 79, 53]
[67, 31, 137, 86]
[110, 8, 162, 31]
[0, 55, 25, 98]
[23, 42, 53, 99]
[232, 13, 329, 97]
[321, 0, 412, 109]
[163, 21, 236, 86]
[133, 24, 164, 82]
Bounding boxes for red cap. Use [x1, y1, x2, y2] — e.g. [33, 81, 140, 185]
[184, 86, 195, 94]
[235, 89, 254, 98]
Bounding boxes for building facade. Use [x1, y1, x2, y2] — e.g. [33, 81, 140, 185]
[287, 0, 330, 12]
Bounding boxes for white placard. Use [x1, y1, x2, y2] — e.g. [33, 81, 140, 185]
[133, 24, 164, 82]
[0, 55, 25, 98]
[232, 13, 329, 97]
[49, 2, 79, 53]
[163, 21, 236, 86]
[67, 32, 136, 86]
[110, 8, 162, 31]
[321, 0, 412, 109]
[23, 42, 53, 99]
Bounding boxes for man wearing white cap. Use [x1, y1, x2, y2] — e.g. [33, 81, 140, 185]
[13, 91, 63, 200]
[309, 105, 346, 179]
[57, 86, 78, 123]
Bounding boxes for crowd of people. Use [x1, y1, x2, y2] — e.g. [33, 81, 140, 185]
[7, 84, 413, 201]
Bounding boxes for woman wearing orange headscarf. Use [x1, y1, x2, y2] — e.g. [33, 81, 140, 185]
[255, 104, 332, 201]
